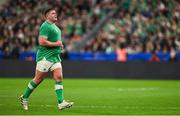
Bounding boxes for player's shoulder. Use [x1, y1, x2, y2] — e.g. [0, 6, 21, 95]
[40, 21, 51, 29]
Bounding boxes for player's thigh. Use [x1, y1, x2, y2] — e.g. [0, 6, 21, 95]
[35, 70, 47, 79]
[51, 63, 63, 81]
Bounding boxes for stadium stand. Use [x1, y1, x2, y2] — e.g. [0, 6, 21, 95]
[0, 0, 180, 61]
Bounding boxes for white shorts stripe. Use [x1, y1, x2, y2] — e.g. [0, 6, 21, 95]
[28, 83, 34, 90]
[55, 85, 63, 90]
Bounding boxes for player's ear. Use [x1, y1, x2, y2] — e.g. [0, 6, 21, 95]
[44, 12, 49, 19]
[43, 15, 47, 20]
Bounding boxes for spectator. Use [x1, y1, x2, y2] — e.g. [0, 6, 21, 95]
[116, 44, 127, 62]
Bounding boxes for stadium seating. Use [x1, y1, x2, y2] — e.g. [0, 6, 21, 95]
[0, 0, 180, 61]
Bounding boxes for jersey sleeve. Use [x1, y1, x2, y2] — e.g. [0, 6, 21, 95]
[39, 24, 49, 38]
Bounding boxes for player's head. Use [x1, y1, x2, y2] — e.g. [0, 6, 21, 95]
[44, 8, 58, 23]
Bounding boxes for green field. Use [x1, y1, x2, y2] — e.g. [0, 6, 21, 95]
[0, 78, 180, 115]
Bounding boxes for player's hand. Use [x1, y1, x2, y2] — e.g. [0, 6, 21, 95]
[56, 41, 64, 49]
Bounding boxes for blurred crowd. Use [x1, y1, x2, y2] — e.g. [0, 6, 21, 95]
[0, 0, 180, 61]
[83, 0, 180, 61]
[0, 0, 118, 59]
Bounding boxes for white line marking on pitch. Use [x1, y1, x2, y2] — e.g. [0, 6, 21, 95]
[110, 87, 160, 92]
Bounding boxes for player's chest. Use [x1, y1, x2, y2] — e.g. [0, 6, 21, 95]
[49, 25, 61, 39]
[50, 26, 60, 35]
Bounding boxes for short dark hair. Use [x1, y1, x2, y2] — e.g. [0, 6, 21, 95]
[43, 7, 55, 16]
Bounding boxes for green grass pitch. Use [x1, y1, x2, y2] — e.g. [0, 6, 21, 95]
[0, 78, 180, 115]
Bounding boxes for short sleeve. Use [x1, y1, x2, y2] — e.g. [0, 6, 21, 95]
[39, 24, 49, 38]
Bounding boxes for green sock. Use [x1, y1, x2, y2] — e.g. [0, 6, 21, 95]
[55, 81, 64, 104]
[22, 80, 38, 98]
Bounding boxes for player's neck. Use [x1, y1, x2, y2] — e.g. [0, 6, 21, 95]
[46, 19, 55, 24]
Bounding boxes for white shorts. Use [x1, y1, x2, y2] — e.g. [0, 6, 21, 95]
[36, 58, 62, 72]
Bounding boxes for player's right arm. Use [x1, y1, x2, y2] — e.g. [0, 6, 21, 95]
[39, 37, 63, 47]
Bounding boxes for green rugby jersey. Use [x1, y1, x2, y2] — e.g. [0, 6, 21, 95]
[36, 21, 62, 63]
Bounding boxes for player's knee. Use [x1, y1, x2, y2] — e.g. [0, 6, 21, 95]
[53, 73, 63, 81]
